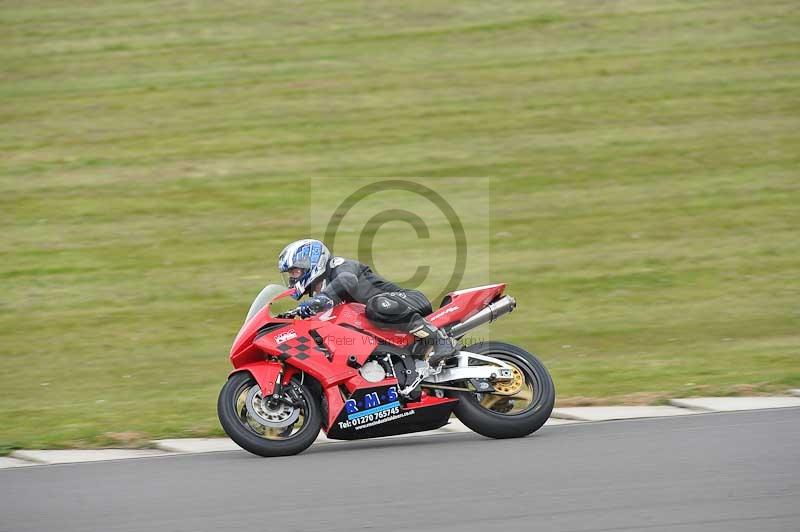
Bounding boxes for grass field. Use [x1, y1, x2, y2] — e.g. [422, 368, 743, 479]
[1, 0, 799, 452]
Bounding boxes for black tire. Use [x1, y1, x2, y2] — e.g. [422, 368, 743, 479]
[217, 371, 321, 457]
[452, 341, 555, 439]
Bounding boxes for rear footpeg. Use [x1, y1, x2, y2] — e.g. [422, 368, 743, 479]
[399, 361, 443, 397]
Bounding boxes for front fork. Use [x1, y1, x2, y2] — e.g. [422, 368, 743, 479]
[232, 360, 300, 405]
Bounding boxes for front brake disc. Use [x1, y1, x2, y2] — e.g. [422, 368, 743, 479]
[245, 386, 301, 428]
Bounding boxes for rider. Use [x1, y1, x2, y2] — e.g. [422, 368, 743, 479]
[277, 238, 458, 367]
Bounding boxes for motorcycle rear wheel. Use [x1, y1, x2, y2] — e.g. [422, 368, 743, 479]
[451, 341, 555, 439]
[218, 371, 321, 457]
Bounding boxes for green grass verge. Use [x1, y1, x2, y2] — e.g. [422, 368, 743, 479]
[1, 0, 798, 452]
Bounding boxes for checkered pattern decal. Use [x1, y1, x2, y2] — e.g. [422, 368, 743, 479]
[275, 336, 315, 360]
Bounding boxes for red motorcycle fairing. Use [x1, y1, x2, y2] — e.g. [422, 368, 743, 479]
[314, 302, 414, 347]
[429, 283, 507, 327]
[326, 384, 455, 440]
[228, 283, 507, 440]
[252, 319, 377, 388]
[230, 288, 297, 361]
[245, 317, 457, 434]
[310, 282, 507, 345]
[230, 360, 283, 397]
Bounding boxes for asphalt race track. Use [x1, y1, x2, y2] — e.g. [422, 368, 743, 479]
[1, 409, 798, 532]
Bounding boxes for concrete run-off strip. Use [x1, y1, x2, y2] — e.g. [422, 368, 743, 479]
[154, 432, 341, 453]
[10, 449, 173, 465]
[0, 457, 36, 468]
[151, 416, 580, 454]
[551, 406, 696, 421]
[153, 438, 241, 454]
[670, 396, 800, 412]
[5, 398, 798, 468]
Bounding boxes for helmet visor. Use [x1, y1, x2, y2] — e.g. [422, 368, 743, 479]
[280, 269, 307, 291]
[280, 271, 295, 289]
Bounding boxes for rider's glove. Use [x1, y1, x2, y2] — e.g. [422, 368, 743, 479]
[296, 294, 334, 318]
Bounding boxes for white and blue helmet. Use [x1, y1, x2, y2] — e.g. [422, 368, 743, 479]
[277, 239, 331, 299]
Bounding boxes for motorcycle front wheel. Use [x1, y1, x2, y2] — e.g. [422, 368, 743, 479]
[217, 371, 321, 457]
[451, 341, 555, 439]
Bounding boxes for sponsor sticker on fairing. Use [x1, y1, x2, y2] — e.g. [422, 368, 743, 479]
[336, 386, 415, 430]
[429, 306, 460, 322]
[274, 330, 298, 345]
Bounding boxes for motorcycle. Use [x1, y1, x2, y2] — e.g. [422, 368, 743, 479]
[217, 283, 555, 456]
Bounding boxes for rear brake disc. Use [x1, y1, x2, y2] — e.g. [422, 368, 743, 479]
[491, 366, 524, 395]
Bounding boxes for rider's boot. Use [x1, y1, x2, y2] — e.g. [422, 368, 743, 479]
[397, 318, 459, 398]
[409, 317, 459, 367]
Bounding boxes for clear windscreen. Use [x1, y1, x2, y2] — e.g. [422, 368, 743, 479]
[243, 284, 289, 324]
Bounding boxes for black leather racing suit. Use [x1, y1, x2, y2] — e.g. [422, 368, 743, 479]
[318, 257, 433, 330]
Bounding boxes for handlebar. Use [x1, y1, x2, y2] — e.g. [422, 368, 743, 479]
[276, 308, 302, 319]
